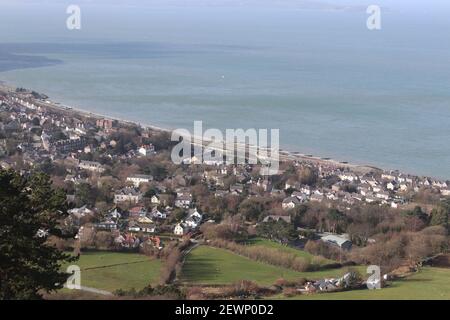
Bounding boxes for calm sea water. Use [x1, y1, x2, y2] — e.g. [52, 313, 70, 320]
[1, 2, 450, 179]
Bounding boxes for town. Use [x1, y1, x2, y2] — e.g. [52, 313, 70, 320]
[1, 84, 449, 299]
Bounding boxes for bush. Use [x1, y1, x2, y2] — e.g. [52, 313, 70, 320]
[114, 284, 185, 299]
[283, 287, 298, 297]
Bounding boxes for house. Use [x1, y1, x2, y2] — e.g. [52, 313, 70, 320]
[433, 180, 448, 189]
[151, 195, 161, 205]
[300, 186, 312, 196]
[139, 223, 156, 234]
[230, 184, 245, 195]
[128, 221, 156, 233]
[174, 223, 187, 236]
[96, 118, 116, 130]
[152, 207, 167, 219]
[372, 185, 383, 193]
[78, 160, 105, 173]
[68, 205, 93, 219]
[262, 215, 291, 224]
[95, 219, 118, 231]
[386, 181, 398, 191]
[137, 216, 153, 224]
[339, 173, 358, 182]
[361, 177, 378, 187]
[359, 187, 371, 196]
[291, 191, 309, 203]
[129, 206, 148, 218]
[114, 187, 143, 204]
[127, 220, 141, 233]
[310, 194, 324, 202]
[376, 192, 390, 201]
[184, 208, 203, 229]
[382, 173, 397, 181]
[321, 234, 352, 250]
[314, 279, 338, 292]
[326, 192, 339, 201]
[138, 144, 155, 156]
[399, 183, 409, 191]
[126, 174, 153, 187]
[282, 196, 301, 210]
[107, 208, 122, 220]
[441, 188, 450, 196]
[175, 194, 192, 208]
[50, 137, 86, 154]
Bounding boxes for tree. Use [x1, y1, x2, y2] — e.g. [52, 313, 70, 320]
[256, 220, 297, 243]
[0, 169, 76, 299]
[75, 182, 97, 206]
[290, 204, 307, 228]
[327, 209, 348, 233]
[430, 202, 449, 228]
[144, 163, 168, 181]
[238, 198, 267, 222]
[298, 167, 317, 186]
[403, 206, 428, 222]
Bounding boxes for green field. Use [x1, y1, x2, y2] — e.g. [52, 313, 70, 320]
[245, 238, 335, 265]
[282, 267, 450, 300]
[62, 251, 162, 292]
[181, 246, 450, 300]
[180, 245, 362, 286]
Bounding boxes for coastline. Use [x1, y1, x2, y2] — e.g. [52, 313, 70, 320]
[0, 80, 425, 178]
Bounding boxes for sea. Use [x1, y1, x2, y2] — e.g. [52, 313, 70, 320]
[1, 0, 450, 179]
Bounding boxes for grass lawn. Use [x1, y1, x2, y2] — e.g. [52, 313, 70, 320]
[281, 267, 450, 300]
[62, 251, 162, 292]
[180, 246, 363, 286]
[245, 238, 335, 265]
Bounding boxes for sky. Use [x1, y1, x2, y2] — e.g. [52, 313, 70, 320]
[0, 0, 448, 8]
[1, 0, 449, 14]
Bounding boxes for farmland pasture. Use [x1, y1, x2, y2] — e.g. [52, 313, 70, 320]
[62, 251, 162, 292]
[180, 245, 362, 286]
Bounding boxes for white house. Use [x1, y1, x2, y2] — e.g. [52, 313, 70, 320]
[300, 186, 312, 196]
[433, 181, 448, 189]
[282, 196, 301, 210]
[175, 194, 192, 208]
[68, 205, 93, 219]
[339, 173, 358, 182]
[152, 207, 167, 219]
[127, 174, 153, 187]
[78, 160, 105, 173]
[185, 208, 203, 228]
[128, 221, 156, 233]
[151, 195, 160, 205]
[174, 223, 187, 236]
[386, 181, 397, 191]
[138, 144, 155, 156]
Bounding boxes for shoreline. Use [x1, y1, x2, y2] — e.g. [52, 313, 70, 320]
[2, 80, 444, 179]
